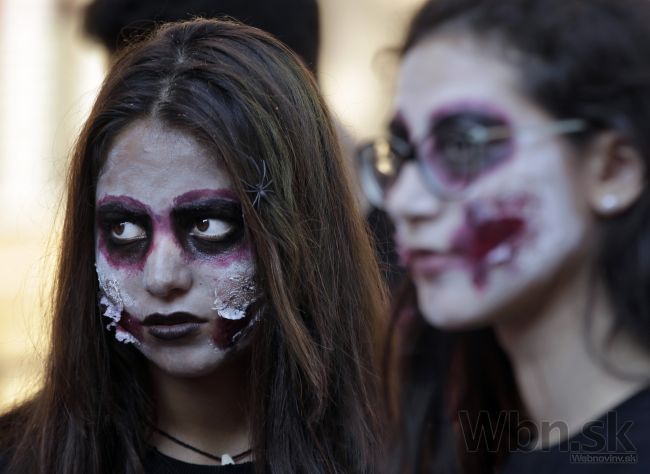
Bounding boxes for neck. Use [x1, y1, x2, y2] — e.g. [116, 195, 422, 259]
[494, 259, 650, 448]
[149, 350, 252, 465]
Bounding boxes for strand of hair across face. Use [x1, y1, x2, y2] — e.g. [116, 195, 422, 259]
[152, 427, 252, 464]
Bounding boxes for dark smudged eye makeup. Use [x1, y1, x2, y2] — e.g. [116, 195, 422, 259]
[189, 218, 236, 242]
[96, 198, 245, 259]
[96, 206, 151, 264]
[96, 203, 150, 248]
[174, 200, 244, 255]
[357, 108, 586, 207]
[110, 222, 147, 243]
[425, 111, 512, 183]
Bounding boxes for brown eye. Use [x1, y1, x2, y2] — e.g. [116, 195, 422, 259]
[196, 219, 210, 232]
[110, 222, 146, 243]
[112, 223, 125, 236]
[189, 218, 232, 241]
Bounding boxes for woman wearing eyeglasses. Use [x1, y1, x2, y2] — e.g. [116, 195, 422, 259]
[358, 0, 650, 472]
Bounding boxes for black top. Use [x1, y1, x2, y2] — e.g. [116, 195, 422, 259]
[143, 448, 253, 474]
[500, 386, 650, 473]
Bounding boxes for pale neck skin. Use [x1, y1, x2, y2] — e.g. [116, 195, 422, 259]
[150, 351, 252, 465]
[494, 256, 650, 448]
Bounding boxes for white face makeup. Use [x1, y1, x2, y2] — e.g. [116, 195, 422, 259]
[386, 36, 592, 329]
[95, 119, 259, 376]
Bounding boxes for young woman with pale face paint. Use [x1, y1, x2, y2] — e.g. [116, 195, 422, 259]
[95, 121, 259, 376]
[358, 0, 650, 472]
[0, 20, 388, 474]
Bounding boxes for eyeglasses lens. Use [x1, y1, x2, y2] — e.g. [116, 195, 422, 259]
[359, 111, 514, 206]
[423, 112, 513, 194]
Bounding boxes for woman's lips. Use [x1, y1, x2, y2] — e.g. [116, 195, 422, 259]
[141, 312, 207, 341]
[399, 216, 526, 285]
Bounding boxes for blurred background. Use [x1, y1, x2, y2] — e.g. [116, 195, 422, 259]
[0, 0, 425, 409]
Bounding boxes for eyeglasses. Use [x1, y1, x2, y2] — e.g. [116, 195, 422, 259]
[356, 113, 587, 208]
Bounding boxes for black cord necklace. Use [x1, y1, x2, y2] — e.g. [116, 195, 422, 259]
[153, 427, 252, 465]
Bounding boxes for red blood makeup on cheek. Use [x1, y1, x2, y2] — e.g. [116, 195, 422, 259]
[117, 311, 144, 341]
[212, 300, 259, 350]
[212, 316, 251, 350]
[453, 195, 531, 288]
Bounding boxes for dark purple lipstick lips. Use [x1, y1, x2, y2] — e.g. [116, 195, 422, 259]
[142, 312, 207, 341]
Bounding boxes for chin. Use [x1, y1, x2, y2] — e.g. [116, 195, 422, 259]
[141, 344, 231, 378]
[418, 297, 494, 331]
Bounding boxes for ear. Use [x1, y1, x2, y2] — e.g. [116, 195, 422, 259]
[583, 132, 646, 216]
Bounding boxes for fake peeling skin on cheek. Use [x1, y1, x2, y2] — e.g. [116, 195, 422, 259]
[452, 194, 536, 289]
[96, 263, 142, 345]
[96, 259, 262, 351]
[211, 267, 262, 351]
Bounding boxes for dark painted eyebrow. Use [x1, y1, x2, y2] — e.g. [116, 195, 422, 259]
[173, 189, 238, 207]
[96, 201, 149, 217]
[97, 194, 149, 210]
[173, 198, 242, 219]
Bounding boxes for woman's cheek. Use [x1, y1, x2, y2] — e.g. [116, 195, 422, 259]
[210, 258, 260, 350]
[95, 254, 142, 344]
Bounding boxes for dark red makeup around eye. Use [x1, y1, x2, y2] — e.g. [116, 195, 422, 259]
[96, 197, 152, 269]
[97, 217, 151, 267]
[96, 192, 247, 268]
[172, 200, 245, 259]
[429, 112, 513, 184]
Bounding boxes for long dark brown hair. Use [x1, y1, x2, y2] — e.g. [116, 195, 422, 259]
[390, 0, 650, 472]
[0, 19, 387, 473]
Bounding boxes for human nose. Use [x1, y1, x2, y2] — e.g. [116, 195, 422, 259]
[385, 162, 443, 223]
[143, 235, 192, 299]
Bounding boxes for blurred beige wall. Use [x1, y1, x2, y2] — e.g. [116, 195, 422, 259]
[0, 0, 424, 410]
[320, 0, 426, 140]
[0, 0, 105, 409]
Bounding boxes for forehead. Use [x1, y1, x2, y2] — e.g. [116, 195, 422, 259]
[394, 35, 541, 140]
[97, 119, 233, 208]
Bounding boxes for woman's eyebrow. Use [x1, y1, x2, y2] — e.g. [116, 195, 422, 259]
[96, 195, 150, 214]
[173, 188, 239, 207]
[173, 199, 242, 215]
